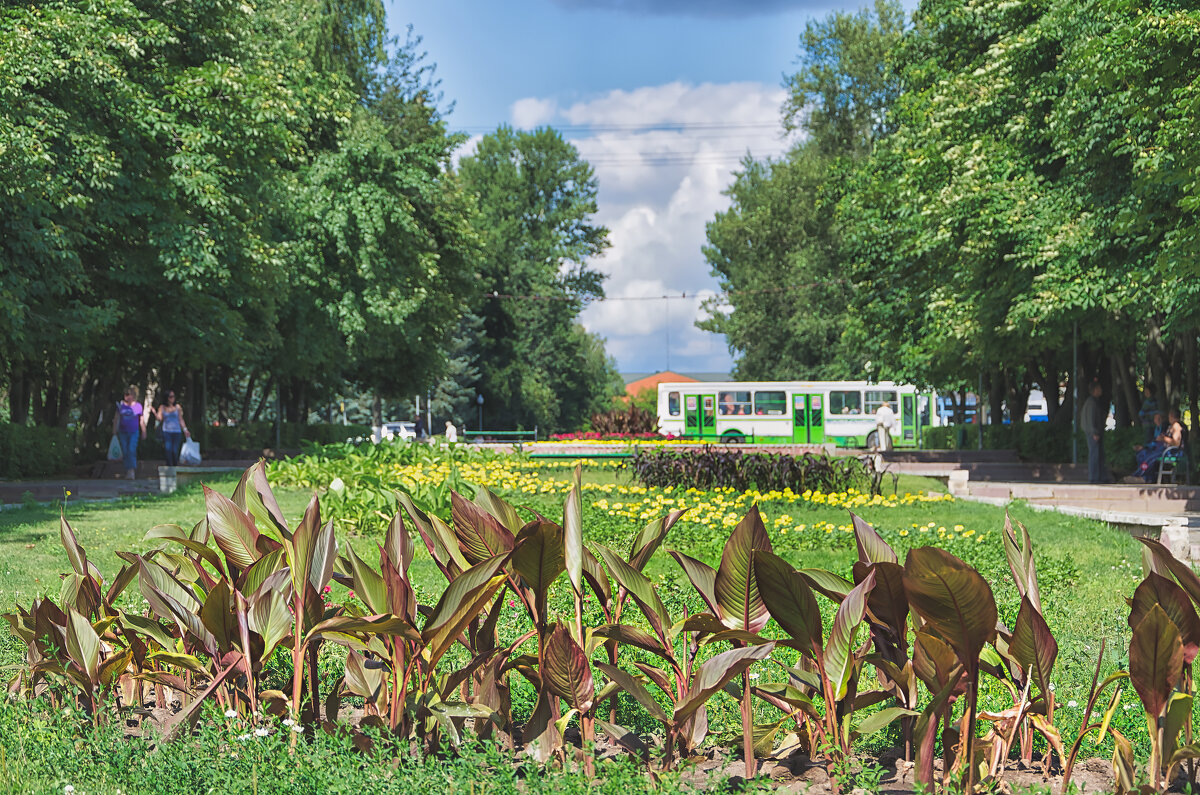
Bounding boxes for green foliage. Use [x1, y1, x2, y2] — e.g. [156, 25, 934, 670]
[627, 448, 873, 494]
[700, 1, 905, 381]
[0, 1, 482, 450]
[459, 126, 621, 433]
[0, 424, 74, 478]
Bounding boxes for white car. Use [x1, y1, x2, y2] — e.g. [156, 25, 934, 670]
[381, 421, 416, 441]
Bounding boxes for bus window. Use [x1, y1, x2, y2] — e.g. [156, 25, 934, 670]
[667, 392, 681, 417]
[754, 391, 787, 415]
[830, 390, 862, 415]
[718, 391, 752, 416]
[865, 390, 898, 414]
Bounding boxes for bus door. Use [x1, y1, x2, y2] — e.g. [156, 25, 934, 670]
[901, 394, 916, 445]
[685, 394, 716, 439]
[792, 394, 826, 443]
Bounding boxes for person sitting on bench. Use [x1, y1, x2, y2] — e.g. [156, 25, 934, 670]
[1134, 408, 1184, 482]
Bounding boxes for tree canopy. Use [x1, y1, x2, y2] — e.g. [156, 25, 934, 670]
[1, 2, 616, 440]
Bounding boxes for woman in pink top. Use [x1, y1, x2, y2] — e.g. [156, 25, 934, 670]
[112, 385, 147, 479]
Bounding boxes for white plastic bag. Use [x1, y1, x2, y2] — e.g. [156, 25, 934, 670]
[180, 439, 202, 465]
[107, 435, 123, 462]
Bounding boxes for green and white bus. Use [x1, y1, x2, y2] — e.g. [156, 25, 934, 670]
[655, 380, 934, 448]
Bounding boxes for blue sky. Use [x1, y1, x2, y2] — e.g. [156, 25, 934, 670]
[389, 0, 905, 375]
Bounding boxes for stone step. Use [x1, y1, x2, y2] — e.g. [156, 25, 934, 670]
[881, 449, 1022, 464]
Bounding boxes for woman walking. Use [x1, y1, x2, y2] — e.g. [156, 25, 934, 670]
[112, 386, 147, 479]
[155, 390, 190, 466]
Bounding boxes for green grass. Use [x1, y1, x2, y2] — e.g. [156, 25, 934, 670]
[0, 460, 1156, 785]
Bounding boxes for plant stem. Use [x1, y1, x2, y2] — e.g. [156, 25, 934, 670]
[741, 671, 756, 779]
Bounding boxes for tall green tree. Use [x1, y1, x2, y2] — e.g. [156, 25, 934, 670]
[457, 126, 619, 432]
[700, 0, 904, 381]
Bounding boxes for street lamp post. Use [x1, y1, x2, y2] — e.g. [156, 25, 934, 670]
[476, 394, 484, 433]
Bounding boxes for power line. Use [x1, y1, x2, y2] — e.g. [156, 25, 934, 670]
[481, 280, 845, 304]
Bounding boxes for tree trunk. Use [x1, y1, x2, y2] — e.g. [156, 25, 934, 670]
[988, 370, 1005, 426]
[252, 375, 275, 423]
[8, 365, 29, 425]
[239, 368, 259, 425]
[1187, 332, 1199, 459]
[372, 394, 383, 427]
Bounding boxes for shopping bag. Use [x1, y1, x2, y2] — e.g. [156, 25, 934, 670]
[107, 435, 123, 461]
[180, 440, 202, 465]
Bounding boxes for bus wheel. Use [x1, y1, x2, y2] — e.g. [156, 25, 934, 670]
[865, 430, 880, 451]
[720, 433, 745, 445]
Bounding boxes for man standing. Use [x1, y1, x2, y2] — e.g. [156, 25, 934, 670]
[1080, 381, 1111, 483]
[874, 400, 895, 452]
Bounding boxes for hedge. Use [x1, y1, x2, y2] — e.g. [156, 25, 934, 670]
[184, 422, 372, 453]
[925, 421, 1151, 472]
[0, 424, 75, 479]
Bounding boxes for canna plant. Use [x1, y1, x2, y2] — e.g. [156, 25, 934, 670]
[753, 548, 913, 795]
[590, 536, 776, 772]
[903, 546, 997, 792]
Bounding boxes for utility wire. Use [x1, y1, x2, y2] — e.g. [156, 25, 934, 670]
[481, 280, 845, 303]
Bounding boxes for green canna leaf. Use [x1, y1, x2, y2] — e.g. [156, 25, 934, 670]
[824, 569, 874, 700]
[542, 624, 594, 713]
[1130, 573, 1200, 665]
[754, 549, 823, 657]
[851, 513, 897, 565]
[674, 642, 775, 722]
[563, 465, 583, 595]
[1008, 595, 1058, 695]
[628, 509, 686, 572]
[422, 554, 510, 669]
[1003, 513, 1040, 612]
[595, 662, 671, 723]
[903, 546, 997, 669]
[232, 461, 289, 540]
[65, 608, 100, 684]
[714, 506, 772, 632]
[593, 543, 670, 645]
[204, 485, 260, 572]
[451, 491, 516, 564]
[668, 550, 721, 616]
[1129, 603, 1182, 720]
[345, 543, 388, 615]
[512, 520, 566, 601]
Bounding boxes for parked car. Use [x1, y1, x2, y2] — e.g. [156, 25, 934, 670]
[381, 421, 416, 441]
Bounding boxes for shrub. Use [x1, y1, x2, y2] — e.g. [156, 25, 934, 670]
[189, 421, 372, 452]
[588, 405, 658, 436]
[924, 421, 1148, 472]
[626, 447, 873, 493]
[0, 423, 74, 478]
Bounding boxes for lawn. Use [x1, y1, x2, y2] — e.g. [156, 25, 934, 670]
[0, 450, 1155, 791]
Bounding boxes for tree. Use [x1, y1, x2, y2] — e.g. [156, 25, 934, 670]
[700, 0, 904, 380]
[458, 126, 619, 432]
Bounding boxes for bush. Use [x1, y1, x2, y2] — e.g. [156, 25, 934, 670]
[588, 405, 658, 436]
[188, 422, 372, 452]
[0, 423, 74, 478]
[626, 447, 872, 493]
[925, 421, 1147, 472]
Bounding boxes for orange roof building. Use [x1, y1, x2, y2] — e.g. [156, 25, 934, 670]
[623, 371, 699, 398]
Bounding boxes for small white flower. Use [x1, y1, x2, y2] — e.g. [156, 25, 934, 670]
[1048, 683, 1055, 691]
[282, 718, 295, 727]
[1124, 704, 1133, 711]
[1067, 700, 1078, 708]
[224, 709, 237, 719]
[290, 724, 303, 734]
[749, 673, 760, 680]
[254, 727, 269, 737]
[237, 734, 251, 741]
[64, 786, 75, 795]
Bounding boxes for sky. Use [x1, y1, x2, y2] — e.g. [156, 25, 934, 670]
[389, 0, 893, 375]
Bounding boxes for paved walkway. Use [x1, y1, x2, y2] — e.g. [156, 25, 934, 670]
[0, 460, 254, 508]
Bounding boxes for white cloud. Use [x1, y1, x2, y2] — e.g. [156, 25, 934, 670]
[510, 97, 559, 128]
[504, 82, 798, 373]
